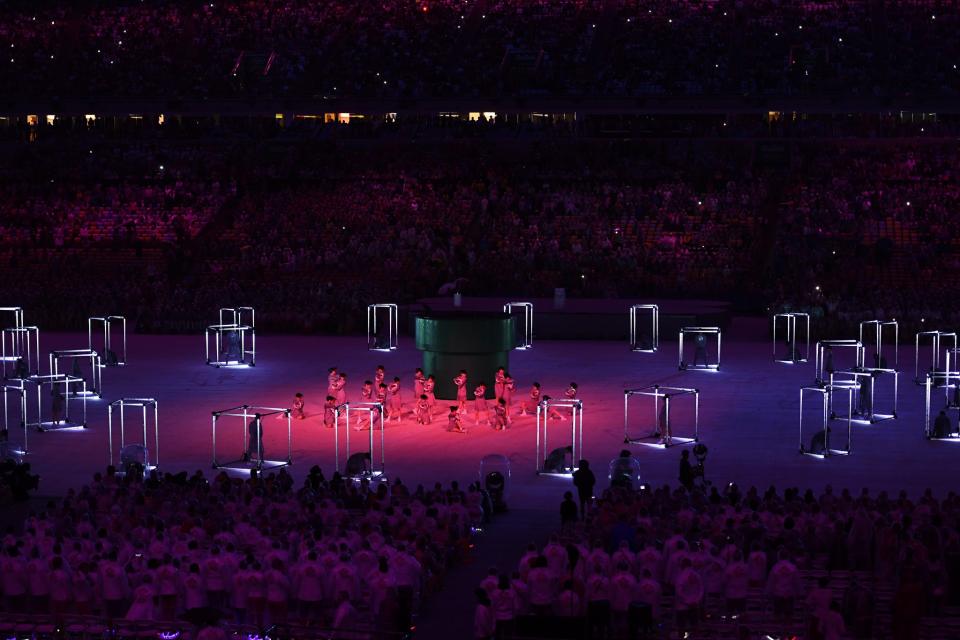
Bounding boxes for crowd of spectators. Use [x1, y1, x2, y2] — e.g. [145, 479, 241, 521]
[0, 1, 958, 100]
[769, 142, 960, 336]
[3, 131, 960, 335]
[0, 465, 487, 636]
[484, 481, 960, 639]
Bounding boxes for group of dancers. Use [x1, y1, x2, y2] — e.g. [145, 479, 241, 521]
[293, 366, 578, 435]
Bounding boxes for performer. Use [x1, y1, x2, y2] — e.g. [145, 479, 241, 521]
[413, 368, 426, 401]
[50, 387, 65, 425]
[244, 415, 264, 462]
[502, 373, 516, 425]
[335, 373, 348, 406]
[494, 368, 506, 402]
[416, 394, 432, 425]
[519, 382, 541, 416]
[564, 382, 579, 401]
[424, 375, 437, 413]
[447, 406, 466, 434]
[376, 383, 388, 418]
[693, 334, 709, 367]
[323, 396, 336, 429]
[493, 399, 508, 431]
[291, 393, 305, 420]
[387, 377, 403, 422]
[473, 383, 489, 426]
[327, 367, 339, 397]
[354, 381, 374, 430]
[454, 370, 468, 414]
[374, 365, 386, 392]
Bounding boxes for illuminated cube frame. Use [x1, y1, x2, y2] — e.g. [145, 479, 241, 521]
[799, 384, 854, 458]
[678, 327, 721, 371]
[859, 319, 899, 369]
[535, 398, 583, 475]
[827, 368, 899, 424]
[623, 385, 699, 448]
[924, 371, 960, 440]
[915, 330, 956, 384]
[89, 316, 127, 366]
[1, 383, 28, 456]
[814, 340, 865, 384]
[629, 304, 659, 353]
[7, 374, 88, 431]
[504, 302, 534, 350]
[0, 307, 40, 379]
[332, 401, 386, 478]
[367, 304, 399, 352]
[50, 349, 103, 398]
[211, 405, 291, 472]
[206, 307, 256, 367]
[2, 326, 40, 379]
[108, 398, 159, 470]
[773, 312, 810, 363]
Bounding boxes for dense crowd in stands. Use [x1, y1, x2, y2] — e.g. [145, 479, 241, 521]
[3, 133, 960, 334]
[0, 465, 485, 636]
[485, 480, 960, 639]
[1, 1, 958, 100]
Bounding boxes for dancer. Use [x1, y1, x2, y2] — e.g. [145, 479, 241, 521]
[519, 382, 541, 416]
[374, 365, 386, 391]
[414, 368, 426, 401]
[354, 381, 374, 429]
[493, 399, 508, 431]
[291, 393, 305, 420]
[447, 406, 466, 434]
[335, 373, 348, 406]
[376, 383, 388, 416]
[416, 394, 432, 425]
[388, 377, 403, 422]
[424, 375, 437, 414]
[323, 396, 337, 429]
[244, 415, 264, 462]
[494, 367, 506, 402]
[454, 370, 468, 414]
[473, 382, 489, 426]
[327, 367, 339, 398]
[502, 373, 516, 425]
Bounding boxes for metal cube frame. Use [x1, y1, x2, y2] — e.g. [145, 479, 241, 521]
[504, 302, 534, 350]
[89, 316, 127, 366]
[623, 385, 698, 448]
[814, 340, 865, 384]
[333, 401, 386, 478]
[924, 372, 960, 440]
[13, 374, 88, 431]
[773, 312, 810, 363]
[535, 398, 583, 475]
[367, 304, 399, 352]
[108, 398, 159, 470]
[206, 307, 256, 367]
[828, 369, 899, 424]
[915, 330, 957, 384]
[211, 405, 291, 471]
[2, 325, 40, 379]
[860, 319, 899, 369]
[678, 327, 721, 371]
[1, 383, 28, 456]
[50, 349, 103, 397]
[799, 385, 853, 458]
[629, 304, 659, 353]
